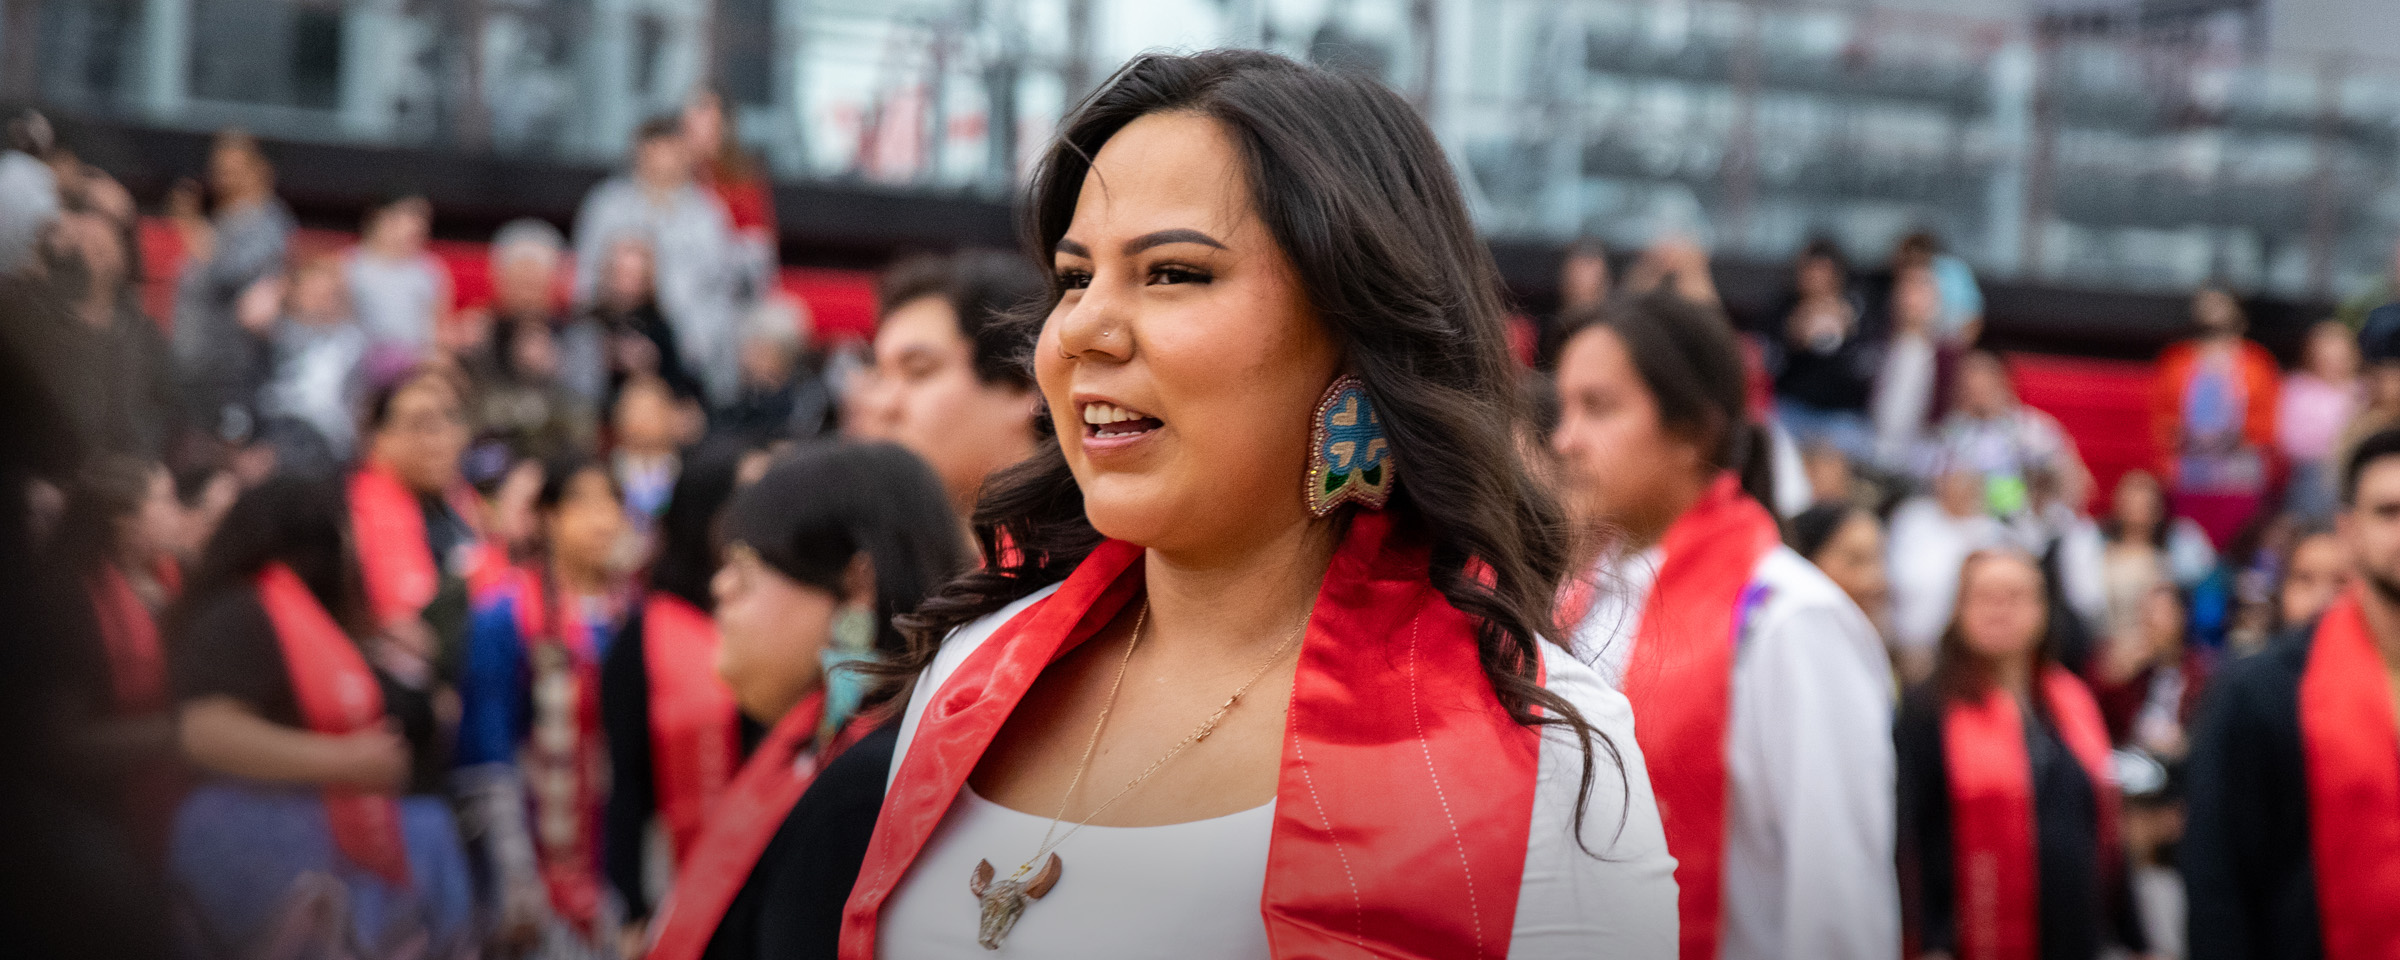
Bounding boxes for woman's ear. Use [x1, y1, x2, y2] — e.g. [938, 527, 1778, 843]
[840, 552, 878, 609]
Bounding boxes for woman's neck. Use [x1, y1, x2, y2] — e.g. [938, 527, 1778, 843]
[552, 555, 611, 597]
[1621, 469, 1713, 554]
[1989, 653, 2036, 701]
[1140, 517, 1341, 663]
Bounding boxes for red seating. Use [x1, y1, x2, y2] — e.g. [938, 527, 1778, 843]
[2005, 352, 2158, 512]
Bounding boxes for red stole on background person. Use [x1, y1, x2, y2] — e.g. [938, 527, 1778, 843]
[1617, 473, 1782, 960]
[838, 511, 1542, 959]
[647, 692, 873, 960]
[641, 592, 743, 870]
[502, 568, 610, 933]
[88, 564, 168, 714]
[255, 563, 412, 885]
[2298, 589, 2400, 959]
[1941, 666, 2117, 960]
[350, 465, 440, 629]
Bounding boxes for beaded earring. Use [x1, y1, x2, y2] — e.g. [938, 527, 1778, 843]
[1307, 375, 1395, 518]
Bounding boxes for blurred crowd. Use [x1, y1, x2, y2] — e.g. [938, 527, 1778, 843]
[4, 66, 2400, 959]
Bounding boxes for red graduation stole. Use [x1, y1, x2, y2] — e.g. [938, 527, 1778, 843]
[641, 592, 743, 870]
[504, 569, 610, 932]
[255, 563, 412, 885]
[2299, 589, 2400, 960]
[1941, 667, 2117, 960]
[647, 692, 873, 960]
[88, 564, 168, 714]
[839, 511, 1542, 959]
[350, 465, 441, 630]
[1618, 473, 1782, 960]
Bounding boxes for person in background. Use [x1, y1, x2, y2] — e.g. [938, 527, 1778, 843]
[2099, 469, 2218, 645]
[2089, 582, 2206, 758]
[682, 89, 777, 281]
[477, 219, 606, 405]
[1621, 233, 1722, 307]
[644, 442, 972, 960]
[166, 477, 475, 960]
[1895, 548, 2145, 960]
[587, 236, 704, 407]
[716, 296, 832, 446]
[847, 250, 1046, 522]
[1543, 237, 1611, 365]
[171, 130, 296, 443]
[1922, 350, 2090, 520]
[257, 255, 372, 477]
[1888, 461, 2010, 682]
[2153, 285, 2279, 547]
[1771, 237, 1881, 463]
[349, 367, 490, 675]
[611, 373, 692, 544]
[574, 116, 746, 406]
[1788, 501, 1895, 652]
[2276, 320, 2360, 523]
[466, 296, 600, 465]
[1801, 444, 1858, 505]
[1554, 289, 1896, 960]
[0, 108, 60, 276]
[2184, 426, 2400, 960]
[32, 205, 179, 460]
[58, 456, 188, 862]
[1890, 230, 1983, 348]
[346, 195, 451, 360]
[2271, 523, 2347, 633]
[456, 457, 631, 959]
[1871, 262, 1943, 471]
[169, 460, 242, 568]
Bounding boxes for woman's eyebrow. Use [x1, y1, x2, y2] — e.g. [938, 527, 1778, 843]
[1055, 238, 1091, 259]
[1125, 228, 1226, 255]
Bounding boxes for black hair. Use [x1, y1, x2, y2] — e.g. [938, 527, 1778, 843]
[723, 442, 970, 687]
[536, 454, 620, 513]
[1787, 501, 1871, 562]
[874, 250, 1048, 391]
[2100, 470, 2172, 549]
[363, 365, 467, 435]
[55, 455, 159, 577]
[1560, 289, 1779, 510]
[2344, 426, 2400, 506]
[634, 115, 684, 146]
[1799, 235, 1850, 275]
[893, 49, 1616, 837]
[168, 476, 364, 641]
[648, 442, 751, 611]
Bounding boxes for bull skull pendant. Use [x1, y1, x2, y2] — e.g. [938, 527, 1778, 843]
[969, 854, 1061, 950]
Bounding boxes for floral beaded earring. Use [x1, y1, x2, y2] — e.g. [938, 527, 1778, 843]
[1307, 375, 1395, 517]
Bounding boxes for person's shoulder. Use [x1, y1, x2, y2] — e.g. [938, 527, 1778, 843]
[2215, 628, 2311, 703]
[920, 583, 1064, 695]
[1535, 639, 1636, 734]
[179, 584, 268, 643]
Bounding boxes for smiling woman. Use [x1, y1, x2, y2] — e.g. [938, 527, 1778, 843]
[844, 50, 1677, 959]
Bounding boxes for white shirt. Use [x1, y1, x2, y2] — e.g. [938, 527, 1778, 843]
[1885, 497, 2008, 654]
[1569, 545, 1899, 960]
[881, 586, 1681, 959]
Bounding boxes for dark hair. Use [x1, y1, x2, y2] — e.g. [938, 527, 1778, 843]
[1561, 289, 1779, 509]
[894, 49, 1615, 833]
[56, 455, 159, 576]
[633, 115, 684, 147]
[874, 250, 1048, 391]
[724, 442, 971, 683]
[1930, 548, 2055, 706]
[1787, 501, 1871, 561]
[649, 442, 752, 611]
[536, 454, 620, 513]
[364, 365, 466, 435]
[2344, 426, 2400, 506]
[2100, 470, 2172, 549]
[2272, 520, 2340, 632]
[1798, 235, 1850, 275]
[168, 476, 364, 641]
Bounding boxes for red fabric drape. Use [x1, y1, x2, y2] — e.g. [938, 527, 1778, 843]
[2298, 589, 2400, 959]
[641, 592, 743, 869]
[256, 563, 412, 885]
[1941, 667, 2118, 960]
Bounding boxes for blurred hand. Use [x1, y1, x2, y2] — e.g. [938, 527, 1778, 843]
[166, 178, 206, 222]
[618, 919, 649, 959]
[327, 721, 410, 792]
[237, 275, 285, 335]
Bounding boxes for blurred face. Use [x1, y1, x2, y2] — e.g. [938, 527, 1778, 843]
[209, 142, 268, 203]
[683, 94, 726, 158]
[544, 469, 624, 574]
[1813, 512, 1890, 625]
[1552, 326, 1710, 546]
[2113, 471, 2164, 535]
[120, 467, 179, 563]
[2281, 532, 2349, 626]
[370, 378, 469, 493]
[494, 250, 560, 317]
[1560, 253, 1609, 309]
[1957, 554, 2047, 665]
[289, 264, 349, 323]
[603, 241, 656, 308]
[2341, 458, 2400, 606]
[2307, 322, 2360, 382]
[712, 544, 839, 723]
[2139, 585, 2186, 653]
[613, 380, 683, 453]
[2372, 367, 2400, 409]
[1036, 111, 1340, 556]
[367, 201, 430, 254]
[1797, 255, 1843, 299]
[634, 136, 692, 190]
[487, 460, 545, 553]
[741, 335, 795, 387]
[2193, 289, 2242, 337]
[1936, 467, 1984, 518]
[1892, 267, 1941, 334]
[508, 321, 560, 380]
[1956, 355, 2013, 419]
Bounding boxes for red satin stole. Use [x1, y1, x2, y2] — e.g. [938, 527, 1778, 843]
[2298, 589, 2400, 959]
[839, 511, 1542, 960]
[505, 570, 610, 931]
[88, 564, 168, 714]
[1618, 473, 1782, 960]
[648, 693, 875, 960]
[256, 563, 413, 885]
[350, 465, 440, 629]
[641, 592, 743, 868]
[1941, 667, 2117, 960]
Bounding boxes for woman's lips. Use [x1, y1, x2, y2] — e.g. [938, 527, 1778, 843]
[1078, 400, 1164, 455]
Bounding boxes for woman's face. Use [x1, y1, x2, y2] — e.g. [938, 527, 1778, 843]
[1552, 326, 1709, 545]
[1034, 110, 1341, 555]
[2306, 323, 2360, 382]
[712, 545, 839, 724]
[1796, 255, 1843, 299]
[603, 242, 656, 307]
[121, 467, 180, 563]
[2113, 472, 2163, 534]
[371, 378, 470, 493]
[544, 469, 625, 574]
[1957, 554, 2046, 664]
[859, 296, 1038, 511]
[488, 460, 545, 552]
[2139, 585, 2187, 657]
[683, 94, 726, 158]
[1812, 512, 1890, 624]
[2281, 533, 2349, 627]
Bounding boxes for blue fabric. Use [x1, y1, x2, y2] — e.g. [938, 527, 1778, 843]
[169, 780, 475, 960]
[457, 592, 532, 768]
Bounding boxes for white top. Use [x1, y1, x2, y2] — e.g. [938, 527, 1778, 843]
[1885, 496, 2009, 654]
[879, 585, 1680, 959]
[1569, 545, 1899, 960]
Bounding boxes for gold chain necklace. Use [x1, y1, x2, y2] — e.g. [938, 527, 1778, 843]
[968, 601, 1310, 950]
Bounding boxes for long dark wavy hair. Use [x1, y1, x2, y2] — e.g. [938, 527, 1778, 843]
[887, 49, 1618, 832]
[1930, 548, 2058, 711]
